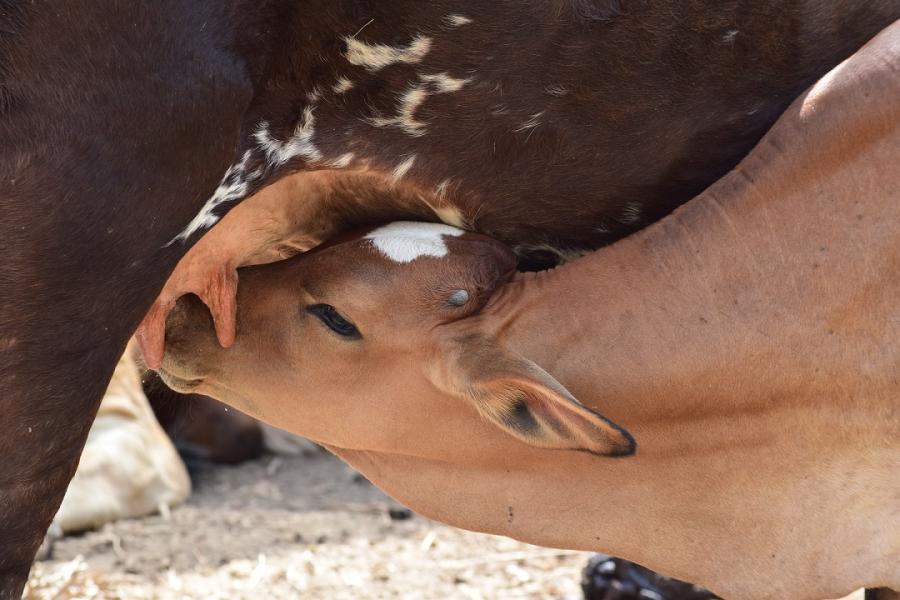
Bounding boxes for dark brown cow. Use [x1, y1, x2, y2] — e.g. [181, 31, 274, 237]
[1, 2, 899, 596]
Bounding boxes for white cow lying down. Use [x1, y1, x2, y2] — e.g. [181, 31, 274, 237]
[53, 343, 190, 533]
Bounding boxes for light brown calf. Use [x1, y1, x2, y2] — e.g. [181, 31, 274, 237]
[159, 22, 900, 600]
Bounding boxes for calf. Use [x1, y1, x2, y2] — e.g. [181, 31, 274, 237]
[160, 23, 900, 600]
[2, 2, 899, 595]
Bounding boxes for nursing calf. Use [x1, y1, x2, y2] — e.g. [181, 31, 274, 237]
[161, 23, 900, 600]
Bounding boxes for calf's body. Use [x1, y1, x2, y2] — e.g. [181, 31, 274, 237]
[162, 22, 900, 600]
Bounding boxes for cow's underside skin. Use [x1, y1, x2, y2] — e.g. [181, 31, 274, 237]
[1, 1, 899, 597]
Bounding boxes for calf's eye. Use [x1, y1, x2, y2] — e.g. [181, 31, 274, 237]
[306, 304, 361, 339]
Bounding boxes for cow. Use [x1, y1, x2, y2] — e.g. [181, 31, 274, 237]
[2, 1, 899, 596]
[157, 23, 900, 600]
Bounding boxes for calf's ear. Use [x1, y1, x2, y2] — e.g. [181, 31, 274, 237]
[434, 335, 636, 457]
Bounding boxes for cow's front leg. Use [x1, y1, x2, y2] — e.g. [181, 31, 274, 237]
[0, 66, 251, 600]
[0, 2, 265, 592]
[0, 341, 125, 597]
[0, 180, 241, 599]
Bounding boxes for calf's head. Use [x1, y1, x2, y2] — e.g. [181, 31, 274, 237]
[161, 222, 634, 457]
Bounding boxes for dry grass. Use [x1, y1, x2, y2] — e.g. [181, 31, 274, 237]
[26, 449, 590, 599]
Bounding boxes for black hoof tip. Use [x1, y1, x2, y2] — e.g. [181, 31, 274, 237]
[581, 554, 720, 600]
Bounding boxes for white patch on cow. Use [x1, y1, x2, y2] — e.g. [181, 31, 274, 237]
[254, 107, 323, 166]
[420, 72, 471, 93]
[434, 178, 453, 199]
[390, 155, 417, 183]
[368, 85, 429, 136]
[444, 14, 473, 27]
[306, 85, 323, 103]
[433, 205, 467, 228]
[365, 221, 464, 263]
[170, 150, 255, 243]
[516, 111, 544, 132]
[333, 77, 354, 94]
[344, 34, 432, 72]
[366, 72, 471, 136]
[420, 184, 468, 229]
[722, 30, 738, 44]
[328, 152, 356, 168]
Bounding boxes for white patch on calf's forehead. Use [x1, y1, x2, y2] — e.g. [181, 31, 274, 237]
[365, 221, 464, 264]
[344, 34, 432, 72]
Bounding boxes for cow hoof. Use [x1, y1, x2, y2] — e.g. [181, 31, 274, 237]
[388, 506, 413, 521]
[581, 554, 719, 600]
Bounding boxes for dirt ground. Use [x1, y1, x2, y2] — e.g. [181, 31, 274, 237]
[25, 445, 591, 599]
